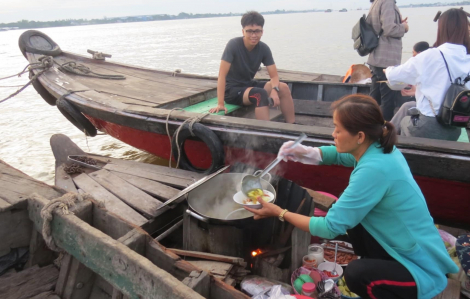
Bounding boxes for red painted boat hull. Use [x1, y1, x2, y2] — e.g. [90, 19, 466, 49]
[90, 117, 470, 228]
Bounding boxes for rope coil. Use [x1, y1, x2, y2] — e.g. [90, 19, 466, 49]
[37, 192, 94, 252]
[57, 61, 126, 80]
[165, 109, 210, 169]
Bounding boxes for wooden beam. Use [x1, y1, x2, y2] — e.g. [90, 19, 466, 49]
[28, 194, 204, 299]
[168, 249, 246, 267]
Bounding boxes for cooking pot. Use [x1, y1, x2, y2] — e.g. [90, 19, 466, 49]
[186, 173, 276, 226]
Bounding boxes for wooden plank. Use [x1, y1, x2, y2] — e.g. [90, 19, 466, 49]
[182, 271, 211, 298]
[55, 254, 96, 299]
[0, 264, 59, 299]
[30, 291, 61, 299]
[50, 134, 85, 165]
[88, 154, 204, 183]
[87, 169, 163, 218]
[73, 173, 147, 226]
[55, 162, 78, 193]
[25, 230, 56, 269]
[305, 188, 336, 211]
[168, 249, 246, 267]
[432, 278, 460, 299]
[103, 163, 198, 189]
[188, 261, 233, 278]
[293, 99, 332, 117]
[145, 236, 249, 299]
[113, 172, 179, 201]
[0, 208, 32, 256]
[0, 159, 63, 211]
[28, 194, 204, 299]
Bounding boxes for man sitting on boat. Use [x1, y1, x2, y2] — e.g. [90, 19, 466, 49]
[209, 11, 295, 123]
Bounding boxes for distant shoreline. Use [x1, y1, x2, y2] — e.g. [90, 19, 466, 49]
[1, 2, 469, 31]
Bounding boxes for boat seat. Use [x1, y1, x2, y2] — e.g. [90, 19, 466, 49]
[183, 97, 241, 115]
[183, 97, 282, 121]
[431, 278, 460, 299]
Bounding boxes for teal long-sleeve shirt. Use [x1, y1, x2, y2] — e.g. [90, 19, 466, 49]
[310, 143, 458, 299]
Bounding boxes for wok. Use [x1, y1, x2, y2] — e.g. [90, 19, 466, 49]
[186, 173, 276, 226]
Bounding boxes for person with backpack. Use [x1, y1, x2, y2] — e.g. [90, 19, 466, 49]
[385, 9, 470, 141]
[367, 0, 409, 121]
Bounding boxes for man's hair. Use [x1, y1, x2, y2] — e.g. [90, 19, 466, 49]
[413, 41, 430, 53]
[241, 11, 265, 28]
[434, 8, 470, 54]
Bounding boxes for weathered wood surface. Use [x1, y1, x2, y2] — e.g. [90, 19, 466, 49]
[188, 261, 233, 279]
[0, 209, 32, 257]
[0, 159, 63, 212]
[28, 194, 204, 299]
[432, 278, 460, 299]
[103, 163, 197, 189]
[113, 172, 179, 201]
[25, 230, 56, 269]
[30, 291, 61, 299]
[182, 271, 211, 298]
[256, 67, 343, 83]
[50, 134, 85, 165]
[87, 169, 163, 218]
[293, 99, 333, 117]
[55, 254, 96, 299]
[305, 188, 337, 211]
[88, 154, 204, 183]
[169, 249, 246, 267]
[0, 264, 59, 299]
[73, 173, 147, 226]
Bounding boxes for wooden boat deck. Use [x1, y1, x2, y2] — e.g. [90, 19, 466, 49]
[51, 52, 218, 108]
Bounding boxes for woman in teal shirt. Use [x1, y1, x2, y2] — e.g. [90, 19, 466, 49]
[246, 95, 458, 299]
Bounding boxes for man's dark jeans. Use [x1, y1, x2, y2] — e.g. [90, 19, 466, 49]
[369, 66, 401, 121]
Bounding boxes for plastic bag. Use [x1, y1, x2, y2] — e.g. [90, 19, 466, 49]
[251, 285, 294, 299]
[241, 276, 291, 299]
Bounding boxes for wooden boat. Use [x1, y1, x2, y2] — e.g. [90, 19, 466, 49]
[19, 30, 470, 229]
[0, 135, 463, 298]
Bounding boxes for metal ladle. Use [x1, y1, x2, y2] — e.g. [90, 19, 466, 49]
[241, 133, 307, 196]
[332, 243, 338, 276]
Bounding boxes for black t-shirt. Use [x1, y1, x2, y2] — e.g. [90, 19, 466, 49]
[221, 37, 275, 89]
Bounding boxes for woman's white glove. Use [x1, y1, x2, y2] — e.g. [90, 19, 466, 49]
[277, 141, 322, 165]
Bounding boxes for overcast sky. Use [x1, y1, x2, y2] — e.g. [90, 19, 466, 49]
[0, 0, 459, 23]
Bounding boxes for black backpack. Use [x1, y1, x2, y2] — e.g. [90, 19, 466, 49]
[352, 15, 382, 57]
[432, 51, 470, 127]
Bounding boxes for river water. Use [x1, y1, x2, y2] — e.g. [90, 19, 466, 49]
[0, 6, 465, 184]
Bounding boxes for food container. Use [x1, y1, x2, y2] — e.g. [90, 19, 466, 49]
[307, 244, 324, 264]
[301, 282, 317, 297]
[302, 255, 318, 269]
[291, 267, 341, 296]
[317, 261, 343, 282]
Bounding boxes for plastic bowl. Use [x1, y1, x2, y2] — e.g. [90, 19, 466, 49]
[317, 261, 343, 282]
[233, 190, 275, 209]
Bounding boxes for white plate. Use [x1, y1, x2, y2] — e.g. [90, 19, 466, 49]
[321, 241, 360, 266]
[233, 190, 275, 209]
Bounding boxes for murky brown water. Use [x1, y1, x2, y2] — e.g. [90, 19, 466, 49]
[0, 6, 461, 184]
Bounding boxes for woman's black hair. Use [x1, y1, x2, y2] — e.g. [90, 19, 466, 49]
[332, 94, 397, 154]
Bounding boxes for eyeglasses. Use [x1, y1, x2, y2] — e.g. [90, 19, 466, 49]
[245, 29, 263, 35]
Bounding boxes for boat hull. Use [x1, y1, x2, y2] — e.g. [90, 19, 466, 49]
[89, 116, 470, 229]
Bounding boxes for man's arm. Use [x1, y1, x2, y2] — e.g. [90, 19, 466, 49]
[266, 64, 281, 107]
[380, 1, 407, 38]
[209, 60, 231, 114]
